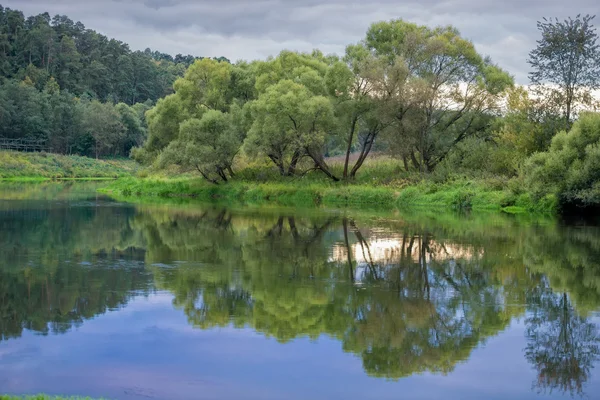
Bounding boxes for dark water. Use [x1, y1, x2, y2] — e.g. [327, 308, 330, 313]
[1, 183, 600, 400]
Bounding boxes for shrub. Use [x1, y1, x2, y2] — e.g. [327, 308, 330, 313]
[523, 112, 600, 208]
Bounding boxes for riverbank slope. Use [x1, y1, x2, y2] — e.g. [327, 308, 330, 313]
[0, 151, 137, 180]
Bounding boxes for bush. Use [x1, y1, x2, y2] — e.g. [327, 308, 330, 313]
[523, 112, 600, 208]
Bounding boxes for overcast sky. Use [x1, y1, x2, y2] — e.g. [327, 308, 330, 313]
[4, 0, 599, 83]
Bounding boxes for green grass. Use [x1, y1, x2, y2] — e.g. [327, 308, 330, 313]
[0, 150, 138, 180]
[395, 180, 557, 214]
[99, 173, 557, 214]
[0, 396, 106, 400]
[99, 178, 400, 209]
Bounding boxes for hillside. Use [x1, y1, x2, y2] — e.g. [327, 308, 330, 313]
[0, 150, 137, 179]
[0, 5, 229, 105]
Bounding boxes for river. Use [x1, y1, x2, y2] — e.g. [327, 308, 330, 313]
[1, 182, 599, 400]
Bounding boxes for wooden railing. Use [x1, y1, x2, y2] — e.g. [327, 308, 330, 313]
[0, 137, 50, 152]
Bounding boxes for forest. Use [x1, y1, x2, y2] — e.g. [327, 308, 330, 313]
[2, 5, 600, 210]
[0, 5, 228, 157]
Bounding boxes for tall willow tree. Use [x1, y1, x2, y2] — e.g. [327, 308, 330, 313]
[245, 51, 340, 180]
[246, 79, 336, 179]
[364, 20, 513, 172]
[136, 58, 255, 183]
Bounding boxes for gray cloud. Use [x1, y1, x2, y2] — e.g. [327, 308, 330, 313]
[5, 0, 600, 83]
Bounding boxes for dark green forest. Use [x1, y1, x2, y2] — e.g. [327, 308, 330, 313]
[0, 5, 228, 157]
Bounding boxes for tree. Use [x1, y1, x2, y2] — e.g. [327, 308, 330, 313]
[326, 44, 402, 179]
[82, 100, 125, 158]
[54, 35, 81, 93]
[524, 112, 600, 207]
[115, 102, 146, 156]
[364, 20, 513, 172]
[246, 79, 338, 179]
[528, 15, 600, 126]
[174, 57, 233, 114]
[158, 110, 241, 184]
[136, 58, 255, 174]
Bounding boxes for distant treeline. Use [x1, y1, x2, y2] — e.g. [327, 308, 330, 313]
[0, 5, 229, 157]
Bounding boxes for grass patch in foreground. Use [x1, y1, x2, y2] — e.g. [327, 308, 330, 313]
[99, 178, 400, 209]
[0, 150, 137, 179]
[396, 181, 557, 214]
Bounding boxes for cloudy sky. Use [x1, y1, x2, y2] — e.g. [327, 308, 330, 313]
[5, 0, 599, 83]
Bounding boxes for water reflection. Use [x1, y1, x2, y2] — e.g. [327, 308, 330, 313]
[526, 289, 600, 396]
[1, 186, 600, 397]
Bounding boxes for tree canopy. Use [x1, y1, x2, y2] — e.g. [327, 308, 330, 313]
[528, 14, 600, 126]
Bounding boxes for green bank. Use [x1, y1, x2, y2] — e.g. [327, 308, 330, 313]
[0, 396, 105, 400]
[0, 151, 137, 180]
[99, 176, 557, 214]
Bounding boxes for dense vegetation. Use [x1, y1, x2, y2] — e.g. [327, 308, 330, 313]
[0, 5, 228, 157]
[2, 5, 600, 212]
[127, 14, 600, 212]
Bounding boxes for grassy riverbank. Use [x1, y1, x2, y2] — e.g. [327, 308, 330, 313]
[0, 151, 137, 180]
[0, 152, 557, 213]
[99, 174, 557, 214]
[0, 396, 104, 400]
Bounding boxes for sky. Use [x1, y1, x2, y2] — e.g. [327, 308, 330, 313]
[4, 0, 600, 83]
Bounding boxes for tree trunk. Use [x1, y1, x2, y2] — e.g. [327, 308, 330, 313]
[217, 167, 228, 182]
[196, 166, 219, 185]
[349, 132, 375, 178]
[287, 150, 302, 176]
[310, 153, 339, 181]
[268, 154, 285, 176]
[410, 150, 420, 170]
[566, 93, 572, 128]
[226, 165, 235, 178]
[402, 155, 410, 172]
[343, 117, 358, 179]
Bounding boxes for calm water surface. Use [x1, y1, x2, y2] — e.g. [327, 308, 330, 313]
[1, 182, 600, 400]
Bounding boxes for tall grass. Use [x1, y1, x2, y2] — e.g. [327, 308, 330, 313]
[0, 396, 106, 400]
[0, 151, 137, 180]
[100, 163, 557, 214]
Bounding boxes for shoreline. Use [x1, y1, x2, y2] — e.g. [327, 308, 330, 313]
[97, 178, 558, 215]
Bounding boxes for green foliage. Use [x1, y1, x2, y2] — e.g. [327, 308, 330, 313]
[139, 58, 253, 183]
[528, 14, 600, 124]
[159, 110, 241, 183]
[0, 396, 105, 400]
[246, 78, 335, 176]
[0, 5, 230, 158]
[524, 112, 600, 207]
[395, 180, 555, 213]
[364, 19, 514, 172]
[0, 6, 220, 105]
[0, 79, 149, 158]
[82, 100, 125, 158]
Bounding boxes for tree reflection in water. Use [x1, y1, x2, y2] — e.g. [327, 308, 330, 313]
[2, 197, 600, 396]
[526, 288, 600, 396]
